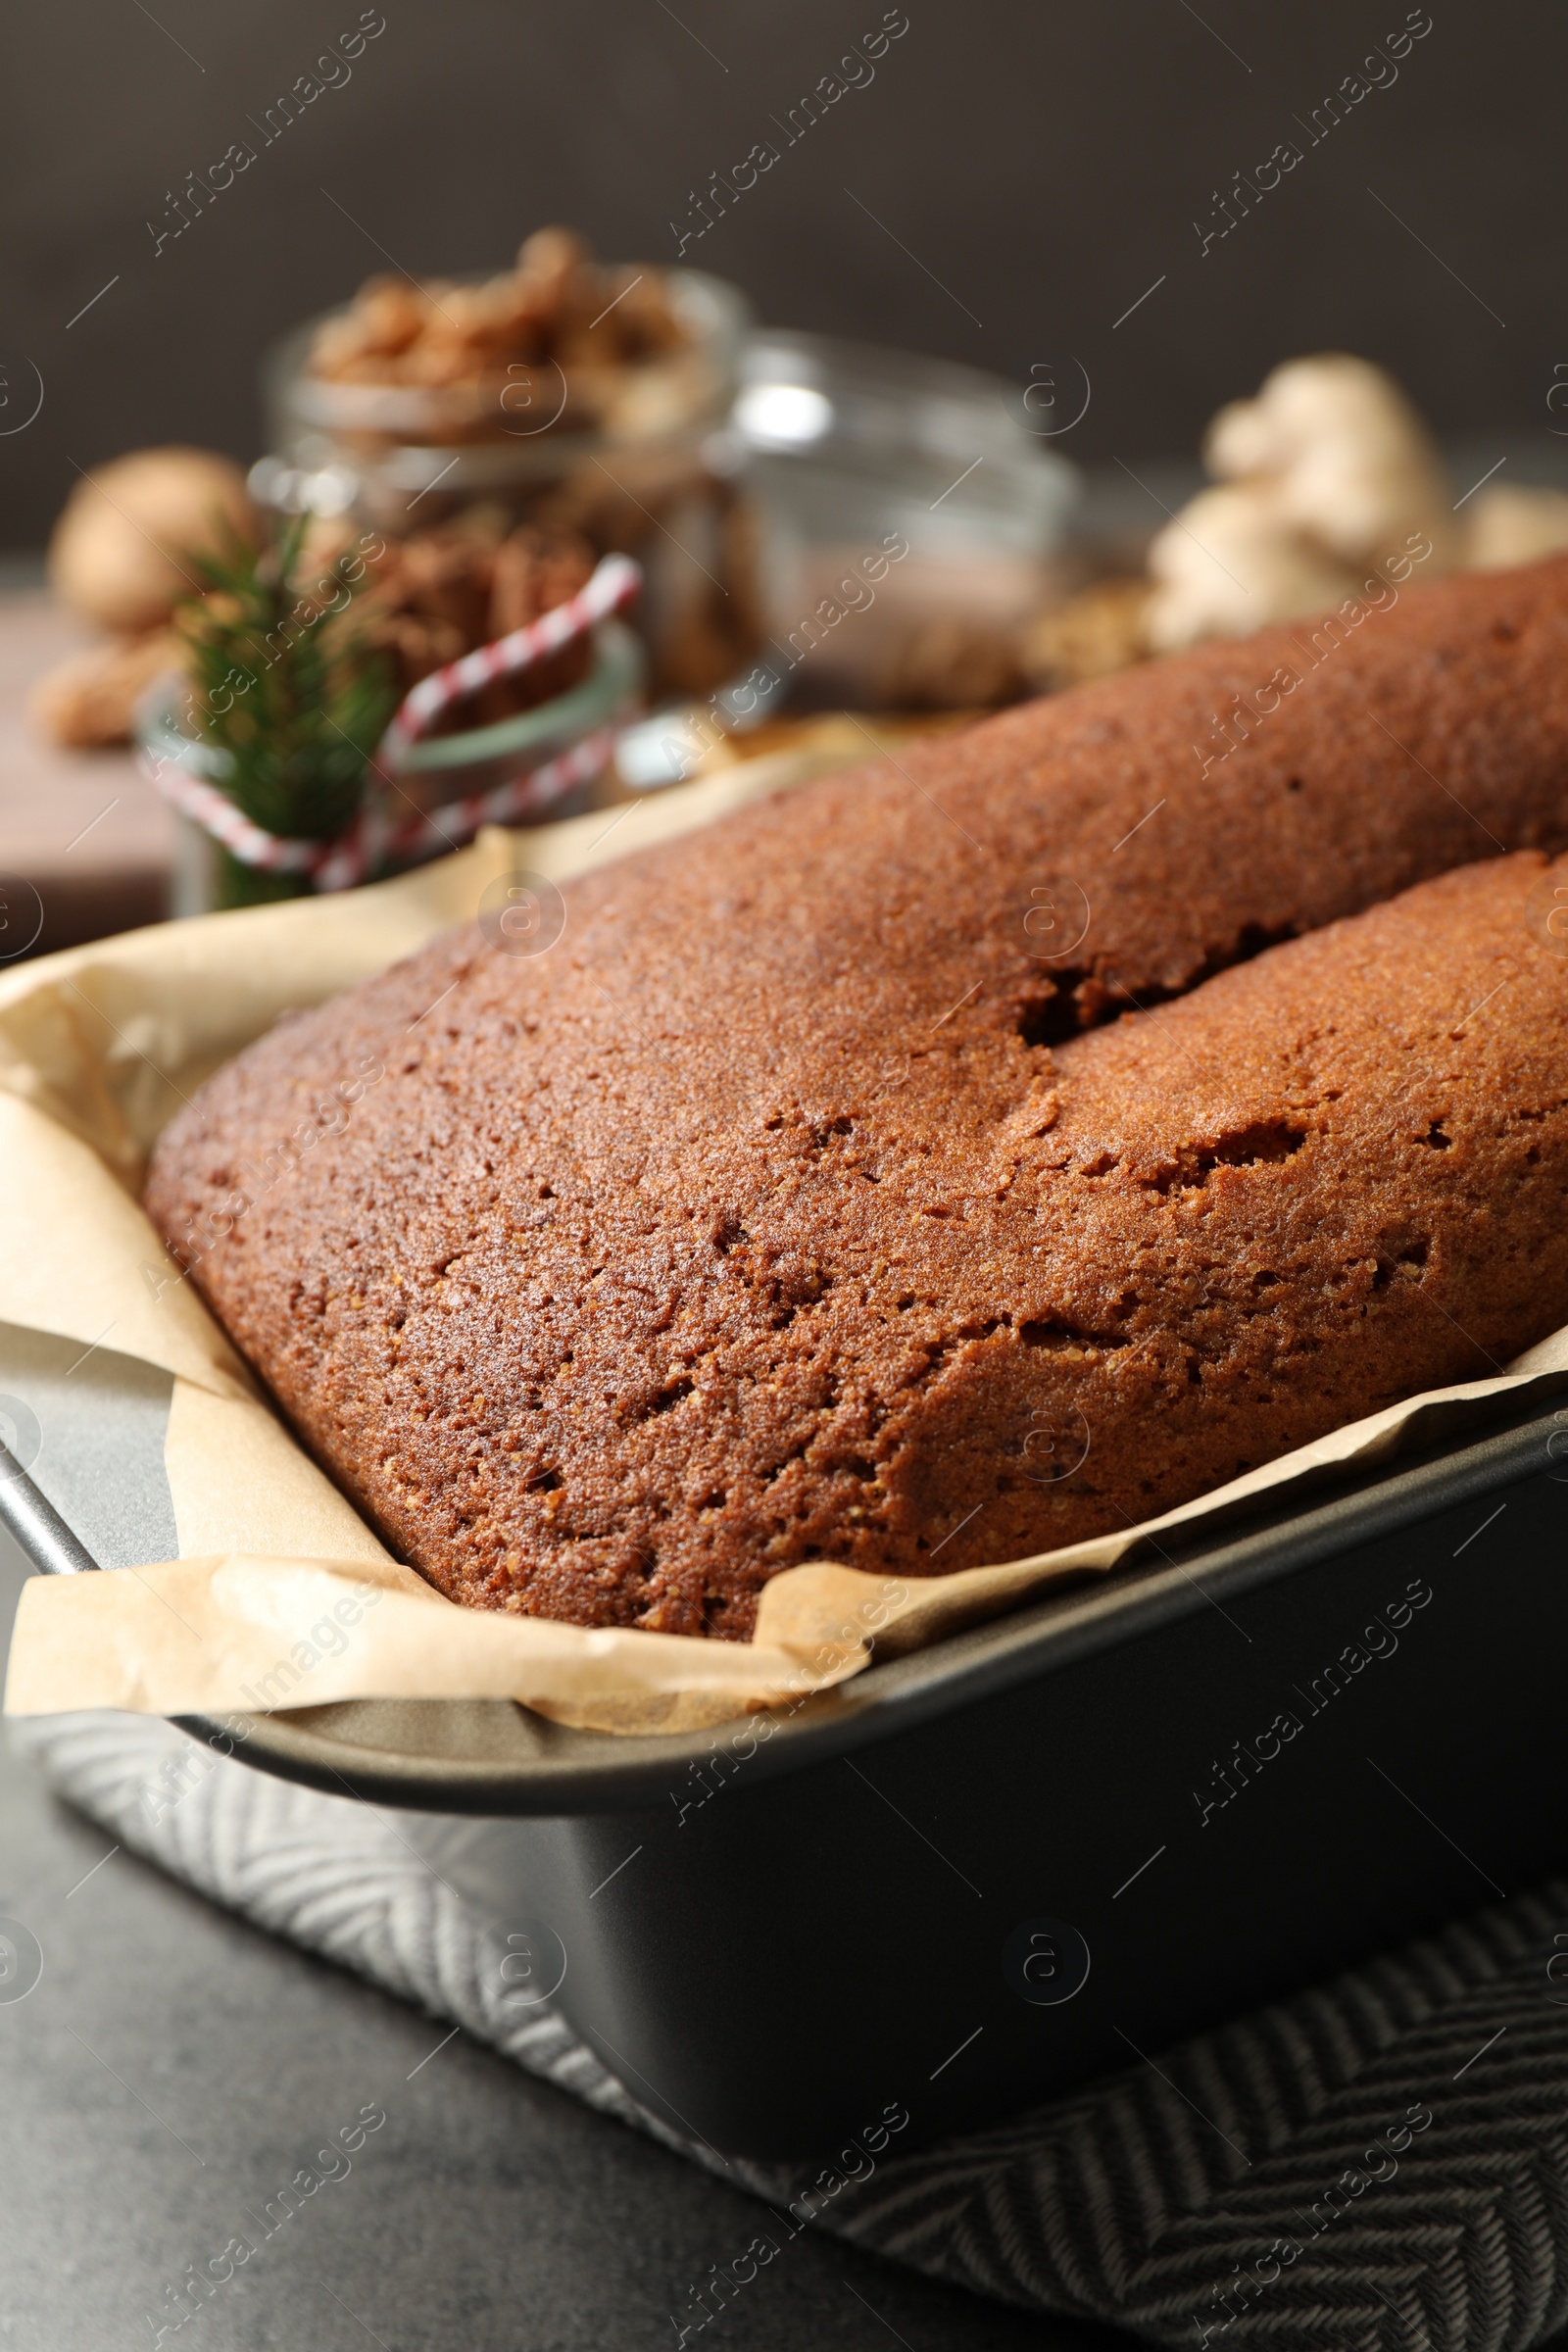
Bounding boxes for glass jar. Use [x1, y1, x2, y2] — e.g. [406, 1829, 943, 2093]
[259, 269, 762, 703]
[733, 331, 1082, 709]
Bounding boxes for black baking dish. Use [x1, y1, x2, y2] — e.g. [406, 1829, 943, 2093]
[5, 1377, 1568, 2162]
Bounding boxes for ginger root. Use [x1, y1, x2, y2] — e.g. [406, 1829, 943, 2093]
[1147, 355, 1458, 653]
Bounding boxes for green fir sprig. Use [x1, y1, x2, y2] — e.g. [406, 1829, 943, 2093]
[177, 516, 397, 907]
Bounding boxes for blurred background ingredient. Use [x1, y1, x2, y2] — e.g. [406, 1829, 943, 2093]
[30, 447, 256, 747]
[307, 226, 689, 413]
[48, 444, 258, 631]
[1146, 354, 1459, 650]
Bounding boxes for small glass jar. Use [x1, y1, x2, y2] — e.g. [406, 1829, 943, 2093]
[258, 269, 763, 704]
[139, 617, 645, 914]
[733, 331, 1082, 709]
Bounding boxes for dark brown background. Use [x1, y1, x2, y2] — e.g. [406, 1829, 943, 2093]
[0, 0, 1557, 546]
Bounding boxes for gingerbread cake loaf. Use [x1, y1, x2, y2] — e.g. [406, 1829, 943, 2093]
[145, 557, 1568, 1638]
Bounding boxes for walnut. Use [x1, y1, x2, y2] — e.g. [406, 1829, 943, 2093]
[305, 226, 688, 404]
[49, 447, 256, 634]
[489, 524, 595, 637]
[29, 630, 187, 749]
[1019, 576, 1153, 690]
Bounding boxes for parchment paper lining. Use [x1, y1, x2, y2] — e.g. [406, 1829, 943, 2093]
[5, 754, 1565, 1734]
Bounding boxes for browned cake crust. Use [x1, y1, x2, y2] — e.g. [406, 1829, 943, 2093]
[145, 559, 1568, 1637]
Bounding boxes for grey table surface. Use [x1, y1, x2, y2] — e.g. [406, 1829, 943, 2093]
[0, 1525, 1127, 2352]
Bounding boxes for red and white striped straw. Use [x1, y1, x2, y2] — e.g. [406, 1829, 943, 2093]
[146, 723, 622, 891]
[377, 550, 641, 766]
